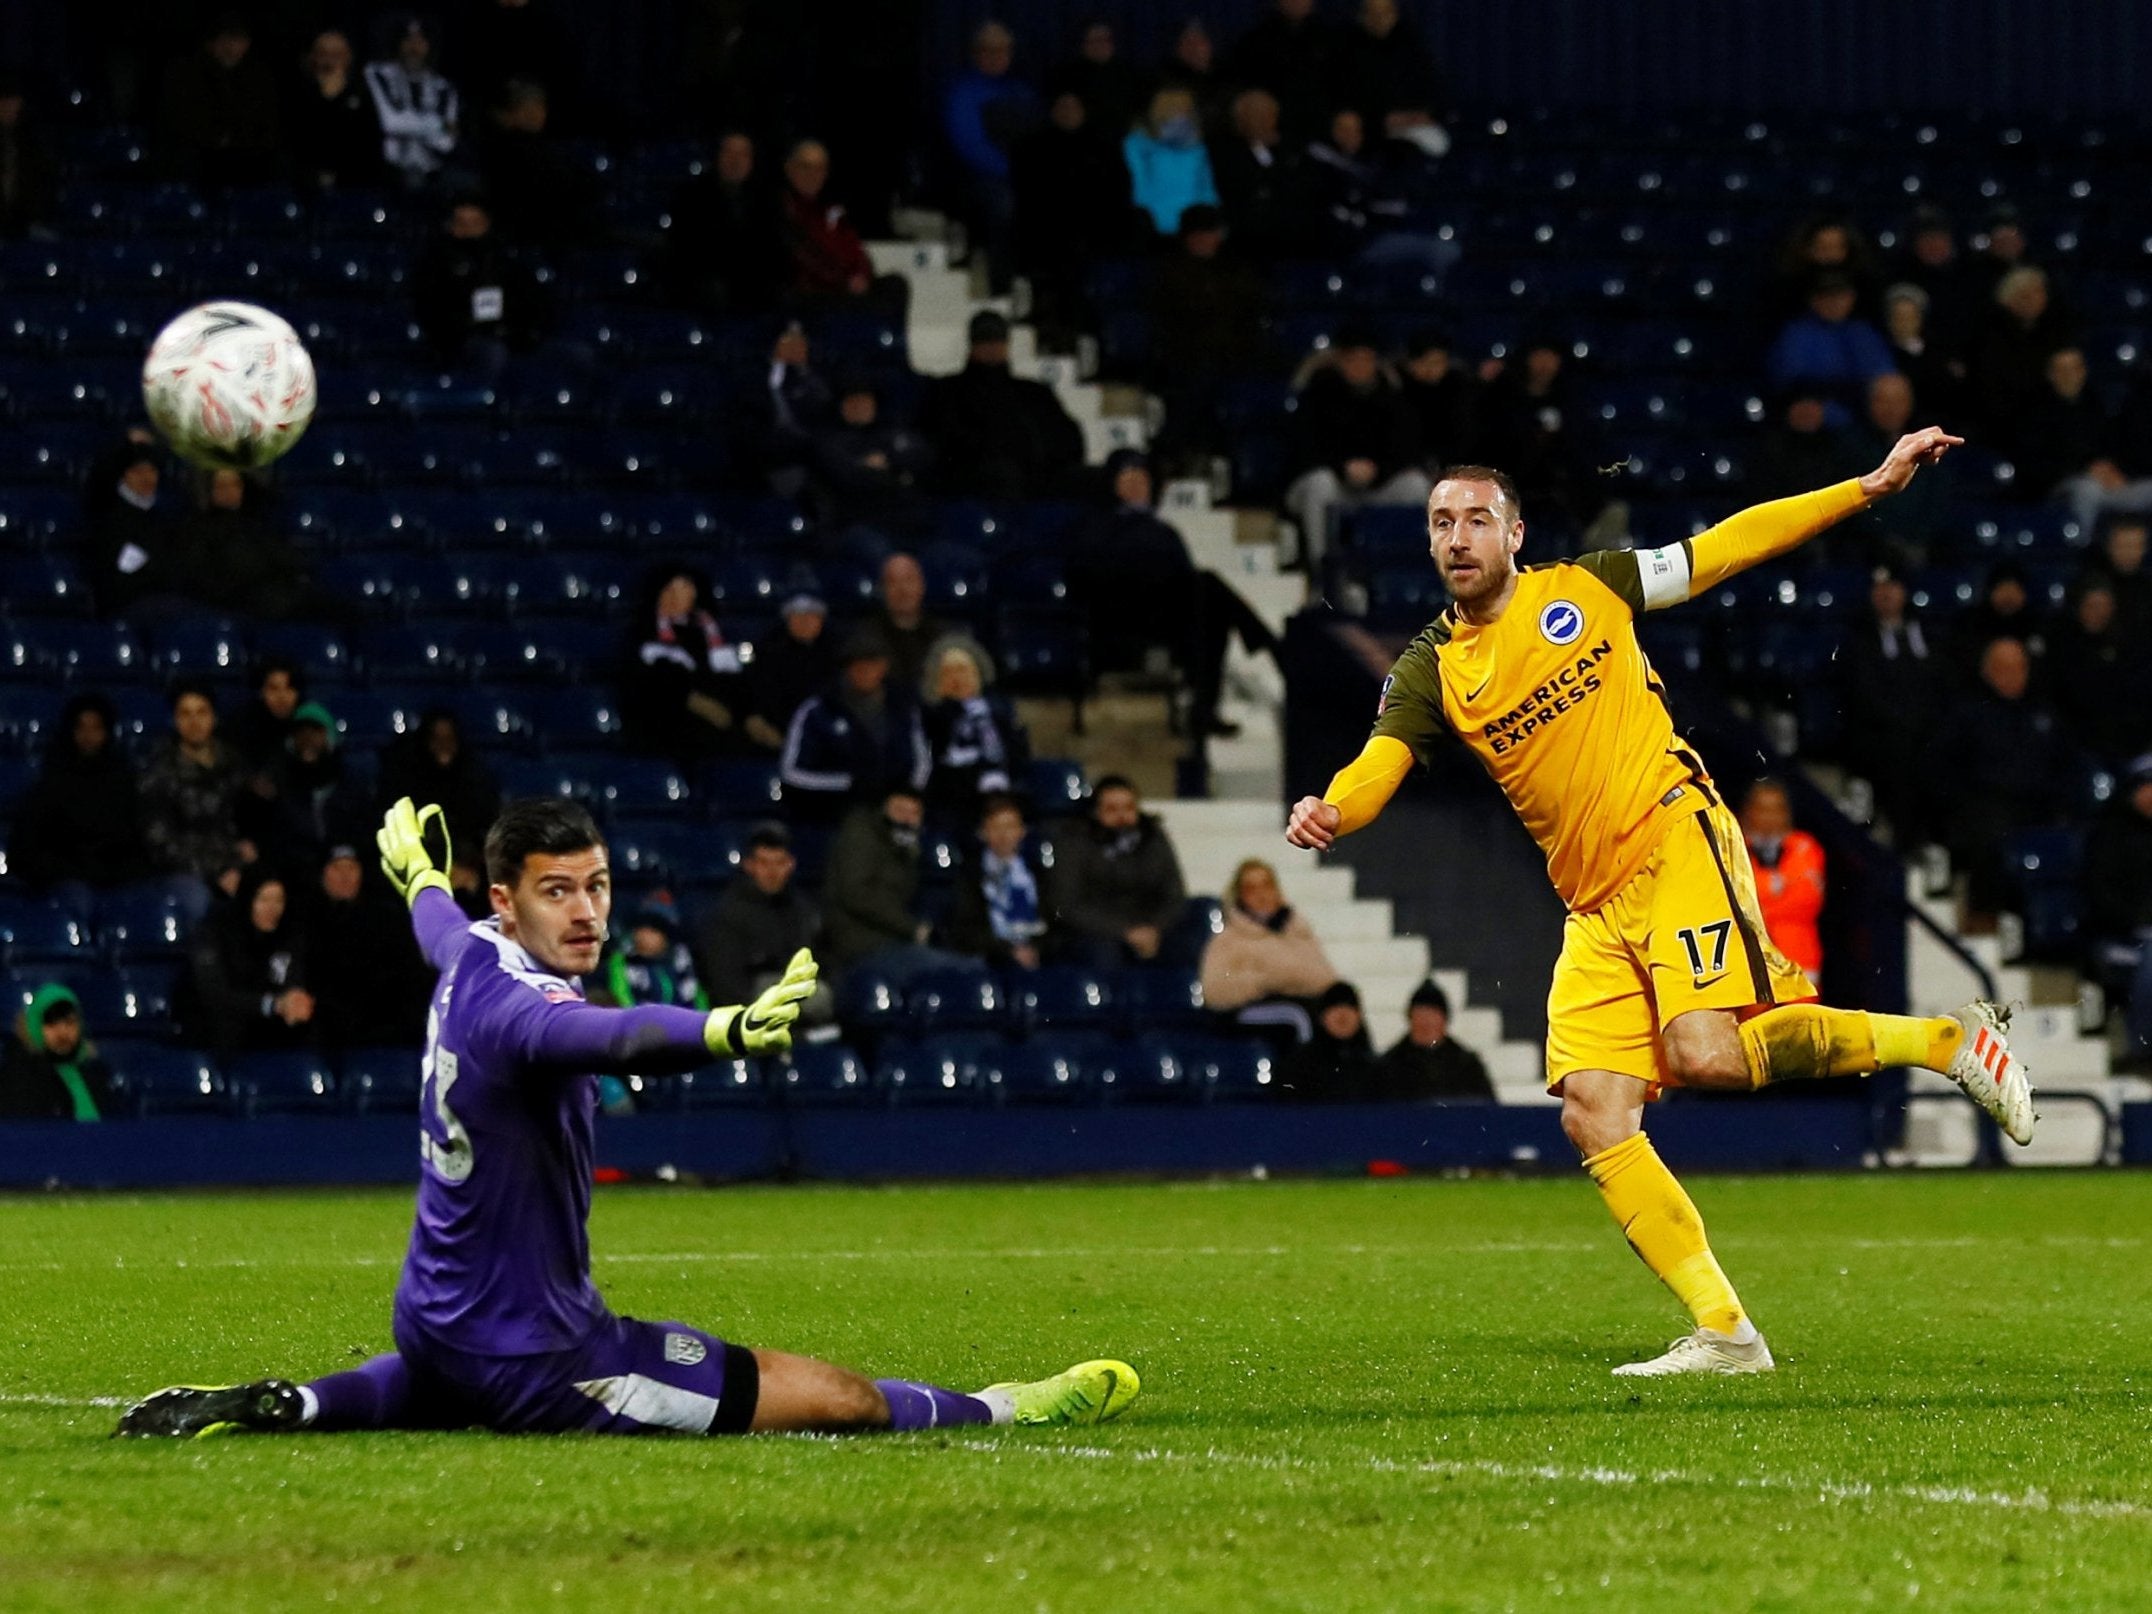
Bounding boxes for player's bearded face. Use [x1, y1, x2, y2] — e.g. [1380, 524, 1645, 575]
[497, 850, 612, 977]
[1429, 485, 1521, 605]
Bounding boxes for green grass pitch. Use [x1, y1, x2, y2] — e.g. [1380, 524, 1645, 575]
[4, 1172, 2150, 1612]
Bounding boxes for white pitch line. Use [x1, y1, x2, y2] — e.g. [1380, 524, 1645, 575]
[944, 1439, 2152, 1522]
[0, 1392, 125, 1409]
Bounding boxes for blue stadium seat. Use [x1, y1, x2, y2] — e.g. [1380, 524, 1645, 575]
[986, 1035, 1094, 1105]
[918, 540, 989, 614]
[1177, 1036, 1280, 1102]
[0, 756, 34, 816]
[1113, 968, 1209, 1035]
[993, 608, 1088, 695]
[2004, 827, 2088, 961]
[0, 555, 91, 614]
[903, 964, 1003, 1034]
[513, 551, 633, 617]
[0, 487, 79, 546]
[835, 965, 906, 1036]
[227, 1050, 339, 1116]
[0, 899, 94, 964]
[0, 686, 62, 752]
[143, 617, 247, 678]
[876, 1035, 995, 1106]
[103, 1043, 228, 1117]
[96, 885, 190, 963]
[676, 1057, 764, 1109]
[2, 619, 145, 683]
[586, 757, 693, 819]
[1097, 1038, 1196, 1103]
[356, 622, 471, 682]
[1163, 898, 1225, 968]
[775, 1041, 874, 1105]
[341, 1048, 424, 1115]
[530, 687, 626, 750]
[1026, 757, 1086, 814]
[494, 755, 586, 804]
[604, 818, 717, 882]
[249, 621, 352, 684]
[699, 758, 784, 815]
[1010, 966, 1114, 1032]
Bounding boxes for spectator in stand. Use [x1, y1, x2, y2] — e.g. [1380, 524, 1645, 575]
[1060, 20, 1138, 137]
[1226, 0, 1341, 143]
[1953, 559, 2050, 674]
[1123, 86, 1219, 238]
[1149, 203, 1270, 469]
[1068, 449, 1279, 741]
[1334, 0, 1451, 159]
[1477, 336, 1595, 531]
[226, 657, 303, 772]
[1765, 272, 1895, 424]
[667, 131, 782, 314]
[289, 29, 383, 191]
[593, 905, 706, 1012]
[1924, 636, 2073, 919]
[261, 703, 372, 873]
[1739, 778, 1826, 984]
[2019, 347, 2152, 535]
[141, 681, 252, 920]
[1155, 18, 1226, 135]
[413, 196, 546, 379]
[811, 377, 933, 528]
[921, 636, 1030, 826]
[919, 311, 1086, 500]
[778, 139, 897, 310]
[0, 75, 58, 240]
[820, 785, 958, 980]
[1199, 859, 1339, 1042]
[2096, 519, 2152, 643]
[1048, 775, 1187, 969]
[185, 867, 313, 1058]
[1304, 106, 1454, 278]
[2083, 754, 2152, 1071]
[1277, 981, 1378, 1101]
[779, 627, 931, 822]
[870, 552, 949, 693]
[86, 438, 193, 622]
[1887, 206, 1973, 357]
[1769, 213, 1882, 320]
[366, 15, 459, 190]
[452, 0, 580, 127]
[1210, 88, 1316, 263]
[304, 844, 430, 1053]
[1881, 283, 1966, 430]
[942, 21, 1040, 293]
[0, 987, 113, 1122]
[1749, 390, 1863, 508]
[1284, 329, 1432, 573]
[743, 318, 834, 499]
[743, 592, 834, 754]
[1836, 559, 1946, 844]
[944, 794, 1050, 971]
[2046, 576, 2151, 767]
[622, 567, 749, 761]
[1964, 204, 2035, 309]
[177, 469, 315, 620]
[1848, 372, 1946, 552]
[375, 708, 501, 865]
[158, 12, 282, 187]
[1399, 330, 1479, 468]
[8, 693, 151, 906]
[697, 822, 835, 1028]
[1011, 86, 1133, 346]
[1972, 265, 2076, 436]
[1371, 979, 1494, 1102]
[475, 79, 599, 247]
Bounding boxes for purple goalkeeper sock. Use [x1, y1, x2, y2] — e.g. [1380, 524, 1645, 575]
[874, 1379, 995, 1431]
[304, 1352, 414, 1431]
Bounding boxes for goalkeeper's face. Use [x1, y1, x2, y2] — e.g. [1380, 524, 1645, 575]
[1428, 478, 1522, 607]
[494, 849, 612, 978]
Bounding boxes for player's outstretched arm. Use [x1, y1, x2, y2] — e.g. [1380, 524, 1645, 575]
[517, 948, 823, 1076]
[1286, 736, 1416, 850]
[378, 797, 467, 971]
[1673, 425, 1963, 601]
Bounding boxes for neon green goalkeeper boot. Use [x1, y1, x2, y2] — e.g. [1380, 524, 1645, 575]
[980, 1359, 1141, 1427]
[113, 1380, 305, 1438]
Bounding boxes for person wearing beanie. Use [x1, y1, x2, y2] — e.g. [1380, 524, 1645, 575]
[0, 985, 113, 1121]
[1277, 980, 1378, 1101]
[1370, 978, 1494, 1102]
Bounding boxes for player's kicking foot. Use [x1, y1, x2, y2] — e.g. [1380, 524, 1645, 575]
[1612, 1328, 1775, 1378]
[113, 1379, 305, 1439]
[1945, 1001, 2037, 1146]
[981, 1359, 1141, 1427]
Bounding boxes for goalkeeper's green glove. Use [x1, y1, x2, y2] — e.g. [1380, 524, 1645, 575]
[704, 948, 819, 1058]
[377, 796, 453, 909]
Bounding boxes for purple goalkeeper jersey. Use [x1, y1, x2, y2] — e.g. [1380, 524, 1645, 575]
[391, 888, 713, 1357]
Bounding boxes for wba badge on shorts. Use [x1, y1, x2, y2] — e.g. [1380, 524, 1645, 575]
[663, 1332, 707, 1367]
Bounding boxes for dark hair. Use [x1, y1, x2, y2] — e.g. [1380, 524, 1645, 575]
[1743, 775, 1790, 804]
[1092, 773, 1136, 799]
[484, 798, 603, 888]
[746, 820, 792, 854]
[978, 791, 1024, 824]
[1432, 464, 1522, 523]
[252, 655, 301, 693]
[168, 678, 217, 712]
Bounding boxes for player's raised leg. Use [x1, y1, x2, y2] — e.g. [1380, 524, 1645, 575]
[1562, 1068, 1774, 1377]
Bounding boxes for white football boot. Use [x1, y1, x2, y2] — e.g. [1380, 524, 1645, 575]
[1944, 1001, 2037, 1146]
[1612, 1327, 1776, 1378]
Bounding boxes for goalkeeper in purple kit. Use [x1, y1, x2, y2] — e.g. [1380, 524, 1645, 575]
[118, 797, 1139, 1439]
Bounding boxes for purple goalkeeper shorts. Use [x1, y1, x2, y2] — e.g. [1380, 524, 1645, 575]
[392, 1312, 760, 1435]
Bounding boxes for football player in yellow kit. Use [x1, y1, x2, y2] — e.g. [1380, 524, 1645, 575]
[1287, 428, 2036, 1376]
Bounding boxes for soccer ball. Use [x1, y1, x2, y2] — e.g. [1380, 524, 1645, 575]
[141, 301, 317, 470]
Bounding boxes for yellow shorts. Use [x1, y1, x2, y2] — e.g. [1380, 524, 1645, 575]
[1545, 804, 1814, 1092]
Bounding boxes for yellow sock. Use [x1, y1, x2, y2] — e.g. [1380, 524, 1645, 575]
[1737, 1003, 1964, 1088]
[1582, 1133, 1745, 1335]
